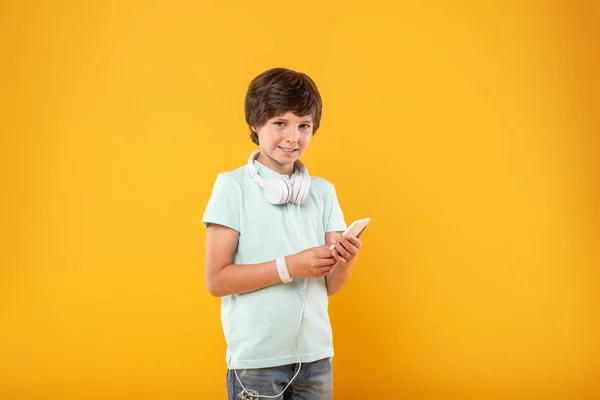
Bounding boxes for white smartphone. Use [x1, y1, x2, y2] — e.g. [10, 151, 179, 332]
[329, 218, 371, 249]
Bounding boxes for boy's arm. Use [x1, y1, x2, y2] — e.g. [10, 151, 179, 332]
[205, 224, 281, 297]
[205, 224, 337, 297]
[324, 231, 361, 296]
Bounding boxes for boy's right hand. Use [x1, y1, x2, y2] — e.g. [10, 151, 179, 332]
[287, 246, 337, 278]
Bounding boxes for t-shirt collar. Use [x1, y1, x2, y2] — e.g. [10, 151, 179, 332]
[253, 159, 301, 182]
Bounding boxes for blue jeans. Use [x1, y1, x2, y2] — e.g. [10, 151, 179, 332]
[226, 357, 333, 400]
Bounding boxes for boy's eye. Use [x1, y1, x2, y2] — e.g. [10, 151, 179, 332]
[272, 121, 311, 129]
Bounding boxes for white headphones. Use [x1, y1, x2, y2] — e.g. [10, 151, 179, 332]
[236, 150, 312, 398]
[246, 150, 311, 205]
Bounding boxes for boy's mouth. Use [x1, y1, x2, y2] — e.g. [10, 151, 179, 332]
[278, 146, 298, 154]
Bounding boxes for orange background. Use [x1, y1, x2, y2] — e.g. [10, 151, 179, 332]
[1, 1, 599, 399]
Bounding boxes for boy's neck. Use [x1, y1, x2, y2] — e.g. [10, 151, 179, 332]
[256, 152, 295, 177]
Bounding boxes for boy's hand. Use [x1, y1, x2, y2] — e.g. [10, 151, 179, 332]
[330, 233, 362, 267]
[287, 246, 337, 278]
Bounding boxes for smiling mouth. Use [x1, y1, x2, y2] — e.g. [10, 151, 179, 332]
[278, 146, 298, 152]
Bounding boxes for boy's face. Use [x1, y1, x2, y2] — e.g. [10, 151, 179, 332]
[252, 111, 314, 176]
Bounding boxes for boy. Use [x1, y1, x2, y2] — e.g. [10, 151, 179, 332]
[202, 68, 363, 400]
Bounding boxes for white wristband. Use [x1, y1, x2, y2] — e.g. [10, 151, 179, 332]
[276, 256, 293, 283]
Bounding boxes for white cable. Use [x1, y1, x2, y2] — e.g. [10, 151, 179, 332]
[233, 200, 308, 398]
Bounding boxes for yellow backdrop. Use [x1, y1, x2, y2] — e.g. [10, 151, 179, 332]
[2, 1, 599, 399]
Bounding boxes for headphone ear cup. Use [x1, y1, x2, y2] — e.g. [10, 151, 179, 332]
[263, 178, 292, 205]
[298, 175, 311, 204]
[291, 175, 303, 204]
[281, 179, 293, 203]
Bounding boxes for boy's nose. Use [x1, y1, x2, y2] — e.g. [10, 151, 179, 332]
[285, 127, 300, 142]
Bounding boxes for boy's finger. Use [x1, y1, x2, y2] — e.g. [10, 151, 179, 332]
[334, 241, 352, 260]
[320, 246, 338, 258]
[340, 239, 358, 255]
[346, 235, 362, 249]
[332, 249, 347, 264]
[319, 257, 336, 266]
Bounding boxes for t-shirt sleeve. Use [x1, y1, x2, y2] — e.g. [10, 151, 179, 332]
[202, 173, 242, 232]
[325, 186, 347, 233]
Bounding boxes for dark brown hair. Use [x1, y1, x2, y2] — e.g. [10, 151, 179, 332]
[244, 68, 323, 145]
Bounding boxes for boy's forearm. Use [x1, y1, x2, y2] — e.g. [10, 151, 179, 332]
[325, 260, 356, 296]
[207, 261, 282, 297]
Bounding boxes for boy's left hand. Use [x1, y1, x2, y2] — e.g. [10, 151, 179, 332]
[330, 233, 362, 267]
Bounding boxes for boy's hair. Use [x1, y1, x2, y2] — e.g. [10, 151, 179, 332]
[244, 68, 323, 145]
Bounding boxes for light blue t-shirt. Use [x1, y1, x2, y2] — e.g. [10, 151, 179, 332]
[202, 158, 347, 369]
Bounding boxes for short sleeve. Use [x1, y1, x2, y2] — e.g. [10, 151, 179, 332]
[325, 186, 347, 233]
[202, 174, 242, 232]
